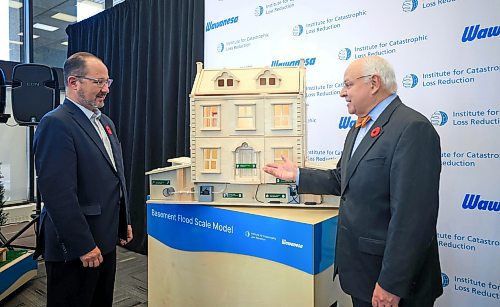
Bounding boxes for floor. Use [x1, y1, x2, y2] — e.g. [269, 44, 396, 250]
[0, 222, 148, 306]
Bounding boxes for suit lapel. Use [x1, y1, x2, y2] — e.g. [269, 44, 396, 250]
[342, 97, 403, 194]
[340, 127, 359, 192]
[99, 115, 122, 172]
[62, 100, 117, 172]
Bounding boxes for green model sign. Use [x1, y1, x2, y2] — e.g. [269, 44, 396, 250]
[152, 180, 171, 185]
[276, 178, 294, 184]
[235, 164, 257, 169]
[223, 193, 243, 198]
[265, 193, 286, 199]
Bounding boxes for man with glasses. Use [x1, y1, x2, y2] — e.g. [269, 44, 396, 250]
[264, 56, 442, 307]
[34, 52, 132, 307]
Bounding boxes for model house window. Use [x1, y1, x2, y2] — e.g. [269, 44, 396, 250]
[215, 72, 238, 88]
[203, 148, 220, 172]
[203, 105, 220, 129]
[257, 70, 280, 87]
[235, 143, 258, 178]
[273, 104, 291, 128]
[274, 148, 291, 165]
[237, 105, 256, 130]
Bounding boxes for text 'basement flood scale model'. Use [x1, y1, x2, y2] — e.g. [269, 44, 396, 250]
[146, 60, 339, 207]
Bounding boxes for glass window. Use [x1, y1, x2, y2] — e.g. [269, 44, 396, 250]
[235, 143, 258, 178]
[202, 105, 220, 129]
[203, 148, 219, 172]
[273, 104, 291, 128]
[257, 70, 279, 87]
[237, 105, 255, 130]
[274, 148, 290, 165]
[32, 0, 105, 67]
[0, 0, 25, 62]
[216, 72, 237, 88]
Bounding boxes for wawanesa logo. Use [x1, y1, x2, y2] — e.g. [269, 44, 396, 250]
[205, 16, 239, 32]
[271, 57, 316, 67]
[339, 116, 355, 129]
[282, 239, 303, 248]
[462, 194, 499, 212]
[462, 24, 499, 42]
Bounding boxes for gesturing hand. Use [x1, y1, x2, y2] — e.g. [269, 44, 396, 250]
[80, 246, 103, 268]
[263, 155, 298, 182]
[372, 283, 400, 307]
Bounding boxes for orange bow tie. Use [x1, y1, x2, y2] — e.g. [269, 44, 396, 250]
[355, 115, 371, 128]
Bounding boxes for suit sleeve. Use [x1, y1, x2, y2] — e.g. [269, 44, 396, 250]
[297, 160, 342, 196]
[378, 120, 441, 297]
[35, 116, 96, 260]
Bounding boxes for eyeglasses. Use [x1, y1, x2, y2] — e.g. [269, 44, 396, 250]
[342, 75, 373, 89]
[74, 76, 113, 88]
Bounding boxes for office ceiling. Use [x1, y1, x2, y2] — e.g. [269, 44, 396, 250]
[32, 0, 105, 52]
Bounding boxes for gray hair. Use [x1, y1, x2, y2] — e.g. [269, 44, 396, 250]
[361, 56, 398, 94]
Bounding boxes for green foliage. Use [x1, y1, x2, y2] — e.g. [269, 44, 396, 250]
[0, 162, 8, 226]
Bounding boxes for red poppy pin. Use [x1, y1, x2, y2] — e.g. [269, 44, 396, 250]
[105, 126, 113, 135]
[371, 127, 381, 138]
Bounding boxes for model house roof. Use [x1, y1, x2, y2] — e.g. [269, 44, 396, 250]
[190, 61, 306, 96]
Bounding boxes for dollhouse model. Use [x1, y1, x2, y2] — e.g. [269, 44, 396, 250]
[147, 61, 339, 206]
[188, 61, 306, 204]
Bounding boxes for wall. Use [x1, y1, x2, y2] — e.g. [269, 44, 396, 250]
[204, 1, 500, 306]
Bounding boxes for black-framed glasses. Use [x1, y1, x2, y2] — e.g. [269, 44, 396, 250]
[74, 76, 113, 88]
[342, 74, 373, 89]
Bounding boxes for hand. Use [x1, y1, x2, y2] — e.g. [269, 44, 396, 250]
[120, 225, 133, 246]
[263, 155, 298, 181]
[372, 283, 400, 307]
[80, 246, 103, 268]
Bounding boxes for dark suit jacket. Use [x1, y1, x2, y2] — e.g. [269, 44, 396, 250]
[34, 99, 130, 262]
[299, 97, 443, 303]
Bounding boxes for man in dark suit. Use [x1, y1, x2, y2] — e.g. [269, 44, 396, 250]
[34, 52, 133, 307]
[264, 56, 442, 307]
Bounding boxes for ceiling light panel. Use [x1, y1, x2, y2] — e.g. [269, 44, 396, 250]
[33, 23, 59, 32]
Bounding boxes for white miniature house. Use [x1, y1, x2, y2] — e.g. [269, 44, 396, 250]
[145, 157, 194, 201]
[188, 61, 307, 203]
[146, 61, 338, 206]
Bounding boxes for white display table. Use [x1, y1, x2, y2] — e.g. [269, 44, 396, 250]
[147, 201, 349, 306]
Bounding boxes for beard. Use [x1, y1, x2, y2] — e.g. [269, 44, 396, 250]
[77, 89, 106, 110]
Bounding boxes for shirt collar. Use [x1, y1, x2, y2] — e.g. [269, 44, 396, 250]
[367, 93, 397, 123]
[66, 98, 101, 120]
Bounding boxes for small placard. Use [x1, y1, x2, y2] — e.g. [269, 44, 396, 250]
[276, 178, 294, 184]
[223, 193, 243, 198]
[152, 180, 171, 185]
[235, 163, 257, 169]
[265, 193, 286, 199]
